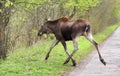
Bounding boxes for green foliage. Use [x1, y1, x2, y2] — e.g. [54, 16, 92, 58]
[0, 0, 13, 13]
[0, 24, 119, 76]
[0, 9, 2, 13]
[13, 0, 100, 15]
[15, 0, 49, 4]
[64, 0, 99, 8]
[14, 0, 50, 10]
[5, 0, 13, 7]
[63, 0, 100, 14]
[112, 0, 120, 18]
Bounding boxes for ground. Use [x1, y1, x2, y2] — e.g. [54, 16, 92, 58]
[64, 27, 120, 76]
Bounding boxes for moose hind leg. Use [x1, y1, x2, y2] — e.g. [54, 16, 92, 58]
[85, 32, 106, 65]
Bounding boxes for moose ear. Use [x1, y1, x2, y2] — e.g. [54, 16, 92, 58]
[47, 18, 52, 21]
[44, 17, 52, 22]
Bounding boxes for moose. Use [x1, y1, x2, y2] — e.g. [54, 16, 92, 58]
[38, 17, 106, 66]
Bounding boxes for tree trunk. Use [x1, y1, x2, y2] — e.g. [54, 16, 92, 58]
[0, 25, 6, 59]
[0, 0, 14, 59]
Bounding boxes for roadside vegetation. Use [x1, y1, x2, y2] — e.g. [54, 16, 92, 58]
[0, 24, 119, 76]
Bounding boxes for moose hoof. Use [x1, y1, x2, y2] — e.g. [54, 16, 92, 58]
[45, 56, 49, 60]
[100, 59, 106, 66]
[72, 60, 76, 66]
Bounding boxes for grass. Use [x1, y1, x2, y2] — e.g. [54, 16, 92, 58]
[0, 24, 119, 76]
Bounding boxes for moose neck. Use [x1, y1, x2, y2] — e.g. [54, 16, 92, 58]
[47, 19, 59, 33]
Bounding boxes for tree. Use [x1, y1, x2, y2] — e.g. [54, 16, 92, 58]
[63, 0, 100, 17]
[0, 0, 14, 59]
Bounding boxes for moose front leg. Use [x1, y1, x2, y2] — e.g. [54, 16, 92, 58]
[45, 40, 59, 60]
[60, 40, 76, 66]
[64, 39, 78, 66]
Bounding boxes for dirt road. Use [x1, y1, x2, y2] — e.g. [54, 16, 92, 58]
[65, 27, 120, 76]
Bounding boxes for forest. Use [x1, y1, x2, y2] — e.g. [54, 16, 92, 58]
[0, 0, 120, 76]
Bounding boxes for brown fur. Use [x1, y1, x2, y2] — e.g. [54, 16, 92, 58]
[60, 16, 70, 22]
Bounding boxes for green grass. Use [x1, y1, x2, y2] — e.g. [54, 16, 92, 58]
[0, 24, 119, 76]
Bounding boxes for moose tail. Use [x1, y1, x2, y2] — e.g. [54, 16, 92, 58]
[84, 24, 91, 33]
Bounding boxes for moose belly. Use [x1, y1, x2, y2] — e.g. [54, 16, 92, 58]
[63, 34, 72, 41]
[62, 31, 72, 41]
